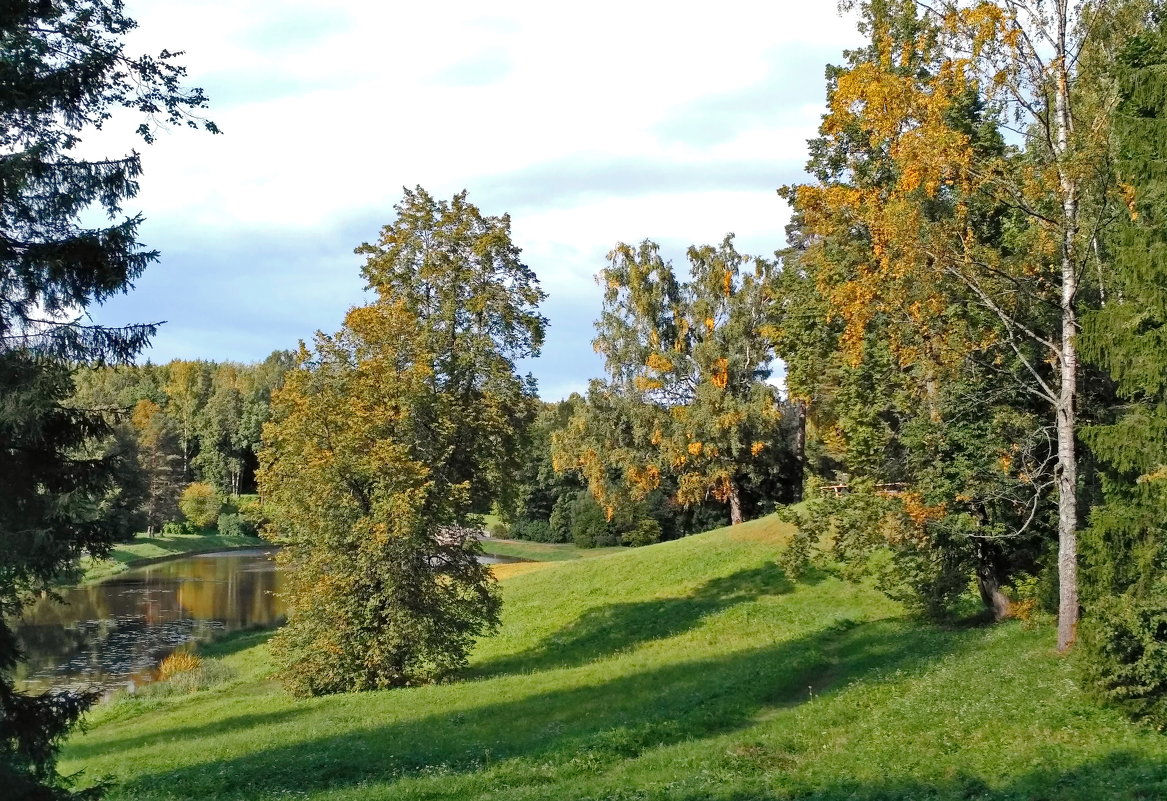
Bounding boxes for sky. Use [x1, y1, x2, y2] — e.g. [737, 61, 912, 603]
[86, 1, 865, 401]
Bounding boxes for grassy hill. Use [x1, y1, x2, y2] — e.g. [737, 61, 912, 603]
[61, 514, 1167, 800]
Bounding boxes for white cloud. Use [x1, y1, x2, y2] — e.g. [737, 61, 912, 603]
[91, 0, 862, 393]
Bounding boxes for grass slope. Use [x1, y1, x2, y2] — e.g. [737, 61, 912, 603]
[479, 537, 625, 562]
[62, 514, 1167, 800]
[78, 530, 267, 583]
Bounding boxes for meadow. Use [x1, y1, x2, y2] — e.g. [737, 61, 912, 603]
[61, 514, 1167, 800]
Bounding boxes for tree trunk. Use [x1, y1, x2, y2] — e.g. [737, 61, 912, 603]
[975, 550, 1012, 621]
[793, 401, 807, 503]
[728, 480, 743, 525]
[1053, 32, 1080, 653]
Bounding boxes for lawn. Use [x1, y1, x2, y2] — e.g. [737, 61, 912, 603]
[61, 512, 1167, 800]
[479, 537, 625, 562]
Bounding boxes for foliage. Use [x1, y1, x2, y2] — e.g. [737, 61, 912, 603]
[487, 522, 509, 538]
[0, 1, 215, 795]
[214, 513, 255, 539]
[259, 188, 542, 695]
[1079, 584, 1167, 730]
[621, 518, 662, 548]
[178, 483, 223, 529]
[554, 236, 796, 527]
[776, 0, 1112, 630]
[1078, 18, 1167, 719]
[510, 518, 554, 543]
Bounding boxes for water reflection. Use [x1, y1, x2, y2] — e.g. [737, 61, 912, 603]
[12, 549, 284, 693]
[12, 549, 523, 693]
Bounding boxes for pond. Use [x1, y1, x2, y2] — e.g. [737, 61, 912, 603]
[12, 548, 522, 694]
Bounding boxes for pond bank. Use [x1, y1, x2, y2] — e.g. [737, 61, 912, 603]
[78, 531, 268, 584]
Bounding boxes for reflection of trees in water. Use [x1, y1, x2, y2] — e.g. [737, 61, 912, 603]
[11, 552, 285, 692]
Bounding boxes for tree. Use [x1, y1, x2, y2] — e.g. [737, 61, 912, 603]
[786, 0, 1127, 646]
[0, 2, 214, 796]
[1077, 14, 1167, 724]
[554, 236, 790, 526]
[130, 399, 182, 535]
[258, 188, 544, 695]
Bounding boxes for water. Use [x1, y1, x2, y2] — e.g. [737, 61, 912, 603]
[12, 548, 523, 693]
[12, 549, 285, 694]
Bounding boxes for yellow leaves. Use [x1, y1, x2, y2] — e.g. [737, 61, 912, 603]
[998, 454, 1014, 474]
[1120, 182, 1139, 221]
[751, 441, 765, 457]
[704, 316, 716, 334]
[901, 491, 946, 526]
[710, 358, 729, 389]
[1138, 465, 1167, 484]
[650, 428, 662, 445]
[646, 352, 673, 372]
[688, 441, 704, 456]
[633, 376, 663, 392]
[723, 270, 732, 297]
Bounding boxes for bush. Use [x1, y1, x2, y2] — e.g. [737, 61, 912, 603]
[1080, 586, 1167, 729]
[621, 518, 661, 547]
[570, 492, 616, 548]
[179, 482, 224, 528]
[217, 512, 258, 538]
[512, 518, 553, 542]
[487, 522, 508, 538]
[236, 494, 268, 529]
[161, 520, 197, 537]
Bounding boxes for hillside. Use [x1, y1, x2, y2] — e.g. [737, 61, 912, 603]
[61, 514, 1167, 800]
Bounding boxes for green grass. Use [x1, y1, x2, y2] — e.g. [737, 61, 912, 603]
[61, 513, 1167, 800]
[479, 537, 625, 561]
[78, 530, 267, 583]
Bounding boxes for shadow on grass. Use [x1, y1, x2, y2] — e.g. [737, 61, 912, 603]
[472, 563, 808, 677]
[672, 750, 1167, 800]
[106, 617, 977, 800]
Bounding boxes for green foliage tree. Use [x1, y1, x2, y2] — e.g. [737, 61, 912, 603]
[0, 2, 214, 797]
[554, 236, 791, 526]
[777, 0, 1059, 620]
[178, 482, 223, 529]
[259, 189, 543, 695]
[130, 399, 182, 535]
[1078, 16, 1167, 726]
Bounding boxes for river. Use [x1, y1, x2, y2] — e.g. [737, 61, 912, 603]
[11, 548, 521, 693]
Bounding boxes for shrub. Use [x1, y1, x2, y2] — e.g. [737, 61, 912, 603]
[621, 518, 661, 547]
[512, 518, 553, 542]
[236, 494, 268, 529]
[179, 482, 224, 528]
[160, 520, 196, 537]
[217, 512, 258, 538]
[158, 651, 201, 679]
[569, 491, 614, 548]
[487, 522, 508, 538]
[1079, 585, 1167, 729]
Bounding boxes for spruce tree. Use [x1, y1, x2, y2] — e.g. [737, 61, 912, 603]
[0, 2, 213, 797]
[1078, 18, 1167, 725]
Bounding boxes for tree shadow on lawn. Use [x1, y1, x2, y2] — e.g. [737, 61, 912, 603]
[471, 563, 816, 677]
[111, 617, 980, 800]
[668, 750, 1167, 801]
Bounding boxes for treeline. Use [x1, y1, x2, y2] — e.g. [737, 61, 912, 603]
[496, 390, 801, 548]
[71, 352, 293, 535]
[765, 0, 1167, 726]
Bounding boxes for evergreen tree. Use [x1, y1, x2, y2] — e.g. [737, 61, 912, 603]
[0, 2, 213, 797]
[1078, 15, 1167, 725]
